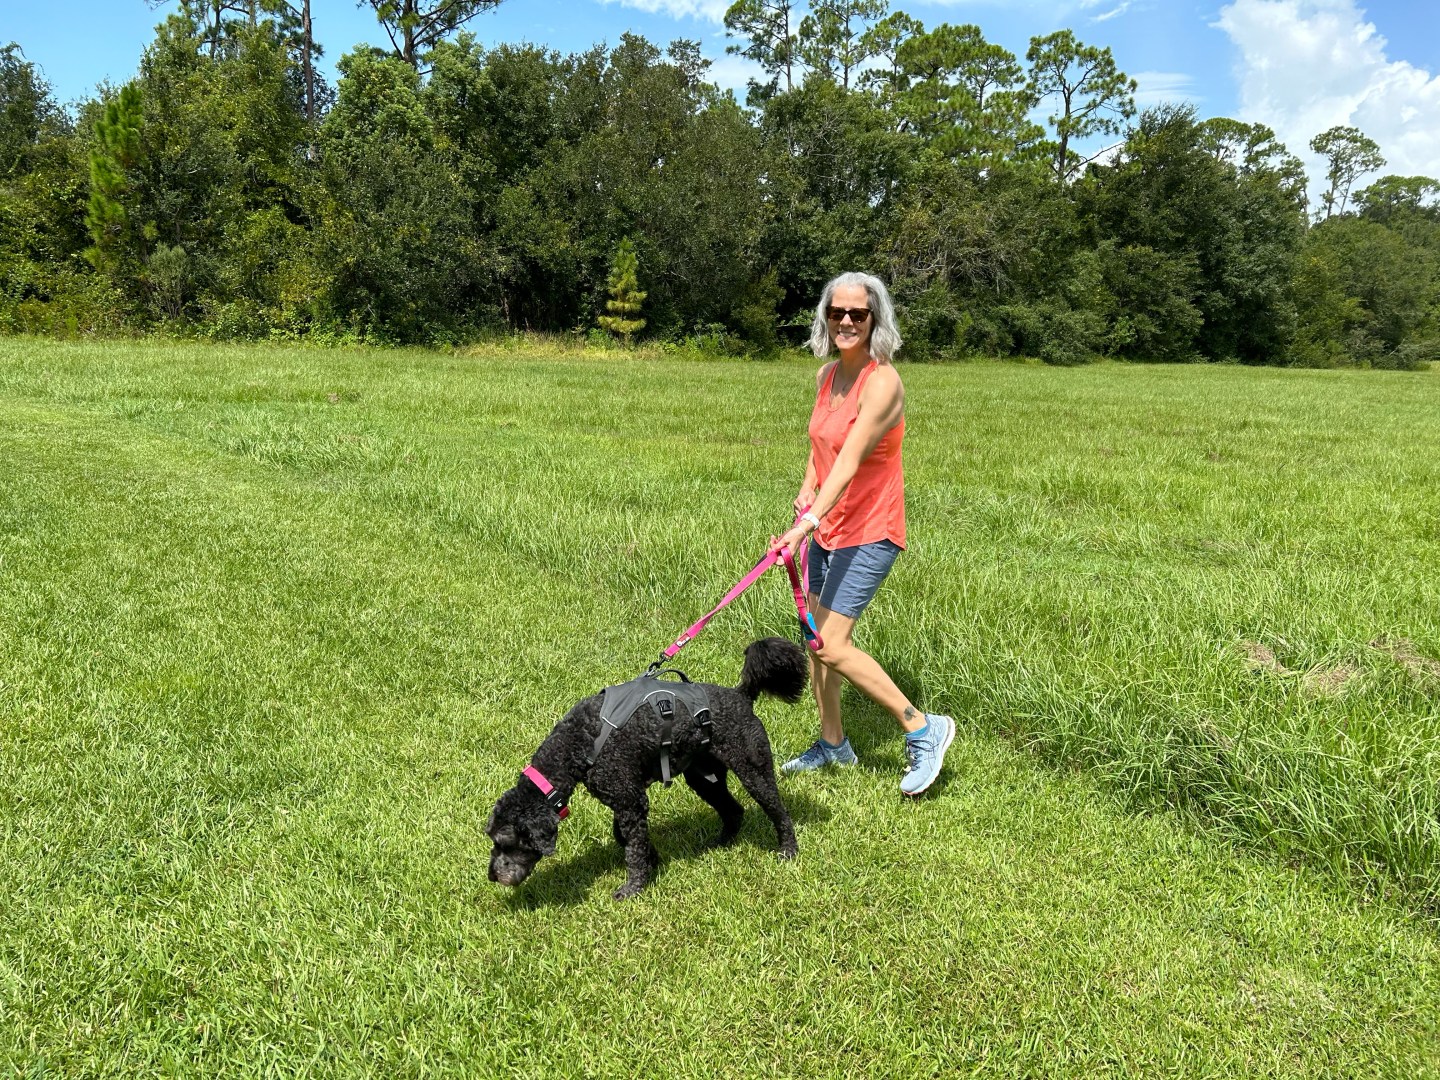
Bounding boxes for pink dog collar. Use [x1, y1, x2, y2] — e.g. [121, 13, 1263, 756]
[522, 765, 569, 820]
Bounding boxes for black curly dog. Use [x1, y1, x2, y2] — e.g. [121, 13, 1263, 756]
[487, 637, 805, 899]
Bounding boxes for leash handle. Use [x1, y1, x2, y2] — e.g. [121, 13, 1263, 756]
[790, 504, 821, 652]
[781, 544, 823, 652]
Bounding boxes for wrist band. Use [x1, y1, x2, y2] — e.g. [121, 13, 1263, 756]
[801, 511, 821, 531]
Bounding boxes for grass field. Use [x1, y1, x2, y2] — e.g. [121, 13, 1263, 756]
[2, 337, 1439, 1076]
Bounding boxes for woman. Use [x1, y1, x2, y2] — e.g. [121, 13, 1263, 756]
[768, 272, 953, 796]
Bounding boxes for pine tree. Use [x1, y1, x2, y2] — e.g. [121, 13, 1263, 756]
[597, 237, 647, 345]
[85, 83, 146, 281]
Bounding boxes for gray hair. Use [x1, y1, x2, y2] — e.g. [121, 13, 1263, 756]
[808, 272, 902, 363]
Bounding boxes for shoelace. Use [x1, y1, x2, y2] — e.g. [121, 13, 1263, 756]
[903, 738, 921, 774]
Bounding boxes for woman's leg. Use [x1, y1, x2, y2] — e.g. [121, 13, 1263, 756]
[807, 592, 847, 745]
[809, 603, 924, 734]
[797, 541, 952, 793]
[811, 600, 953, 795]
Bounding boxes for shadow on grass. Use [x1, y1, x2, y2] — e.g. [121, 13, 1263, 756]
[501, 788, 832, 908]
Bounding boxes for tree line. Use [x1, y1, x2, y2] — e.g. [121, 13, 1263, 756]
[2, 0, 1437, 365]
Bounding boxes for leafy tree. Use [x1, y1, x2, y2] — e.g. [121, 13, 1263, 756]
[147, 1, 326, 121]
[723, 0, 801, 99]
[892, 24, 1043, 168]
[796, 0, 888, 90]
[148, 241, 193, 321]
[1355, 174, 1440, 224]
[1310, 125, 1384, 221]
[882, 157, 1078, 357]
[756, 76, 915, 311]
[1079, 105, 1304, 362]
[855, 11, 921, 103]
[1197, 117, 1307, 211]
[1064, 240, 1202, 362]
[361, 0, 506, 69]
[427, 38, 560, 197]
[597, 237, 646, 343]
[1290, 216, 1438, 366]
[144, 1, 287, 59]
[145, 1, 244, 59]
[1, 43, 58, 176]
[5, 6, 1436, 363]
[485, 36, 767, 336]
[0, 46, 105, 333]
[1025, 30, 1136, 182]
[127, 12, 313, 325]
[730, 267, 785, 352]
[313, 47, 482, 337]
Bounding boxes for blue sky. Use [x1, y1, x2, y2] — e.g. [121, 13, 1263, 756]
[5, 1, 1439, 188]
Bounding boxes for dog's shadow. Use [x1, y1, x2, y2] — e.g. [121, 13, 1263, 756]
[499, 789, 832, 909]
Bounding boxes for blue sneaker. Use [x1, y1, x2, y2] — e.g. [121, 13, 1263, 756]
[899, 714, 954, 796]
[782, 737, 858, 773]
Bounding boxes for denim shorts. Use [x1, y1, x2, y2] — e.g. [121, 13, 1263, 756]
[805, 538, 902, 620]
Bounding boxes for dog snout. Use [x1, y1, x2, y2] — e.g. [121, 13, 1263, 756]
[488, 853, 529, 887]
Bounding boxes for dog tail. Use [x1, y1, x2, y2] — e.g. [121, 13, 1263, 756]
[736, 637, 808, 702]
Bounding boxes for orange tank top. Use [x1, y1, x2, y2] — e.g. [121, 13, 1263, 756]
[807, 360, 906, 550]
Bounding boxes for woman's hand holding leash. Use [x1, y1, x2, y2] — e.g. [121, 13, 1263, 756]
[770, 505, 819, 558]
[767, 507, 823, 650]
[769, 522, 811, 557]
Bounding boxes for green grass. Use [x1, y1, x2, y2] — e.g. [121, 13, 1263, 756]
[2, 337, 1439, 1077]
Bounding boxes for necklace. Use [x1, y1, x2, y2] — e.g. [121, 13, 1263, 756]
[828, 361, 865, 408]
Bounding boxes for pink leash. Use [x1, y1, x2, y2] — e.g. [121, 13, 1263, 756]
[651, 520, 822, 670]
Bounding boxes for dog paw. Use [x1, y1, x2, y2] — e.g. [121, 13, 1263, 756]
[777, 842, 798, 861]
[612, 881, 645, 901]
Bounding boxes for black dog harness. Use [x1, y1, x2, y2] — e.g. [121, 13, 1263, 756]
[587, 670, 712, 786]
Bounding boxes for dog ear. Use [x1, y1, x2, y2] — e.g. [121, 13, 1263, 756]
[526, 822, 556, 857]
[484, 806, 498, 837]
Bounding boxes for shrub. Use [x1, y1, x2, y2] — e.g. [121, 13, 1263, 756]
[729, 269, 784, 354]
[897, 282, 972, 361]
[996, 300, 1103, 365]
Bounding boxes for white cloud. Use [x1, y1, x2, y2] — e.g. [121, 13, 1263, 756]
[1131, 70, 1201, 108]
[599, 0, 1134, 28]
[1091, 2, 1133, 21]
[601, 0, 733, 22]
[703, 52, 771, 95]
[1216, 0, 1440, 199]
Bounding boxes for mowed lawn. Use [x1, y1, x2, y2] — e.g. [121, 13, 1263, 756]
[1, 337, 1439, 1077]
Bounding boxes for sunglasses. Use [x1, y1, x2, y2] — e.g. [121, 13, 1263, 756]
[825, 306, 872, 324]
